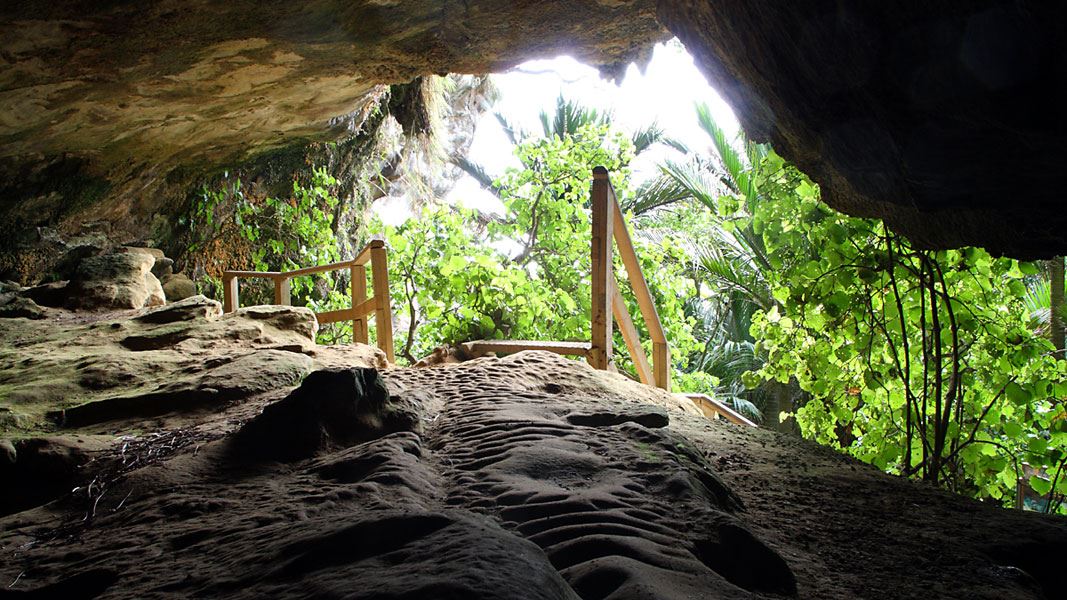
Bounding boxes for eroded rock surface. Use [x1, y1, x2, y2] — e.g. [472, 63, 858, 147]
[64, 249, 166, 310]
[0, 295, 385, 435]
[1, 351, 1064, 599]
[2, 1, 1064, 257]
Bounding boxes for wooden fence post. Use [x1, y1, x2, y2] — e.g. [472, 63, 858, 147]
[370, 242, 395, 363]
[223, 274, 238, 313]
[351, 263, 369, 344]
[590, 167, 614, 370]
[273, 277, 291, 306]
[653, 342, 670, 393]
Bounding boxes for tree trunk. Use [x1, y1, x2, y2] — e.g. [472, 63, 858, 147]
[763, 380, 800, 434]
[1051, 257, 1065, 356]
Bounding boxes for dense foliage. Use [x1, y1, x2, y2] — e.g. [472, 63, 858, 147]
[186, 168, 345, 307]
[703, 146, 1067, 510]
[379, 123, 705, 389]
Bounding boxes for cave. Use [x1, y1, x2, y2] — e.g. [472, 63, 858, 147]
[2, 2, 1066, 599]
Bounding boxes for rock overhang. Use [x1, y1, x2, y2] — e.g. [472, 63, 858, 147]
[1, 0, 1064, 257]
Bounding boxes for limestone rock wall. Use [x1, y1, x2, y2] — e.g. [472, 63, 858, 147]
[658, 0, 1066, 257]
[2, 0, 1064, 259]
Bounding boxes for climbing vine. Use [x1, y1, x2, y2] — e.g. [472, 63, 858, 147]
[185, 167, 343, 307]
[736, 153, 1067, 508]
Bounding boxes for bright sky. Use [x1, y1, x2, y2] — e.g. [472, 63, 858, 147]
[376, 40, 740, 223]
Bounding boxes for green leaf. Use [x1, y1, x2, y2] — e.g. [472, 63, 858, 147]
[1002, 421, 1023, 437]
[1005, 382, 1031, 405]
[1030, 475, 1052, 496]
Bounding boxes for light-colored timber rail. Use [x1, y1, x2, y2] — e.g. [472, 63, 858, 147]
[222, 239, 395, 362]
[465, 167, 672, 391]
[220, 170, 756, 426]
[683, 393, 759, 427]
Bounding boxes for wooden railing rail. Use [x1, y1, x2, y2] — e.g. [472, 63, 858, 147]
[465, 168, 670, 391]
[591, 166, 670, 391]
[684, 394, 758, 427]
[221, 239, 395, 362]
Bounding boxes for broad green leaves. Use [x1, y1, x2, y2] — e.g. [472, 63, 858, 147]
[737, 150, 1067, 510]
[379, 123, 702, 384]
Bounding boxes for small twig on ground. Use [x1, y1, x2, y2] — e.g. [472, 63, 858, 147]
[112, 490, 134, 513]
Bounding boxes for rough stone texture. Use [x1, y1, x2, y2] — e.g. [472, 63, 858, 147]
[0, 294, 45, 319]
[0, 295, 385, 436]
[0, 351, 1063, 598]
[161, 273, 197, 302]
[658, 1, 1066, 257]
[234, 367, 420, 461]
[64, 250, 166, 310]
[21, 281, 69, 308]
[2, 1, 1063, 256]
[0, 1, 662, 165]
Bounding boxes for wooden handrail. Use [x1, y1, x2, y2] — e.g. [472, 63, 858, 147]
[466, 168, 671, 391]
[592, 166, 670, 391]
[684, 393, 758, 427]
[222, 239, 394, 362]
[609, 187, 667, 345]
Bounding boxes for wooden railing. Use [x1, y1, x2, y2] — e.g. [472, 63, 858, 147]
[221, 239, 395, 362]
[591, 166, 670, 390]
[684, 393, 758, 427]
[465, 167, 671, 391]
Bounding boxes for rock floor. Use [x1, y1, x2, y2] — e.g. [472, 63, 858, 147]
[1, 307, 1065, 599]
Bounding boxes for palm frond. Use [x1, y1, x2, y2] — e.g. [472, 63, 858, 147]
[693, 238, 773, 311]
[695, 102, 747, 195]
[540, 95, 611, 139]
[451, 155, 500, 196]
[630, 122, 687, 155]
[1024, 279, 1051, 334]
[631, 122, 664, 153]
[663, 138, 691, 155]
[659, 159, 720, 210]
[494, 112, 524, 145]
[625, 171, 692, 215]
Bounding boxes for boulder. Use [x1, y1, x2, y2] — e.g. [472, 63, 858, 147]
[120, 246, 165, 261]
[152, 257, 175, 280]
[65, 250, 166, 310]
[22, 281, 69, 308]
[0, 294, 45, 319]
[161, 273, 197, 302]
[135, 295, 222, 324]
[231, 305, 319, 342]
[234, 368, 419, 461]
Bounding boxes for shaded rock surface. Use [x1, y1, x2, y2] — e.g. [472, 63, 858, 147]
[0, 436, 111, 517]
[234, 367, 420, 461]
[1, 1, 1064, 256]
[0, 295, 45, 320]
[656, 0, 1066, 257]
[1, 351, 1064, 599]
[160, 273, 196, 302]
[63, 249, 165, 311]
[0, 295, 385, 435]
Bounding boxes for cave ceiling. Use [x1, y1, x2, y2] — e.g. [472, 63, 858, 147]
[1, 0, 1064, 257]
